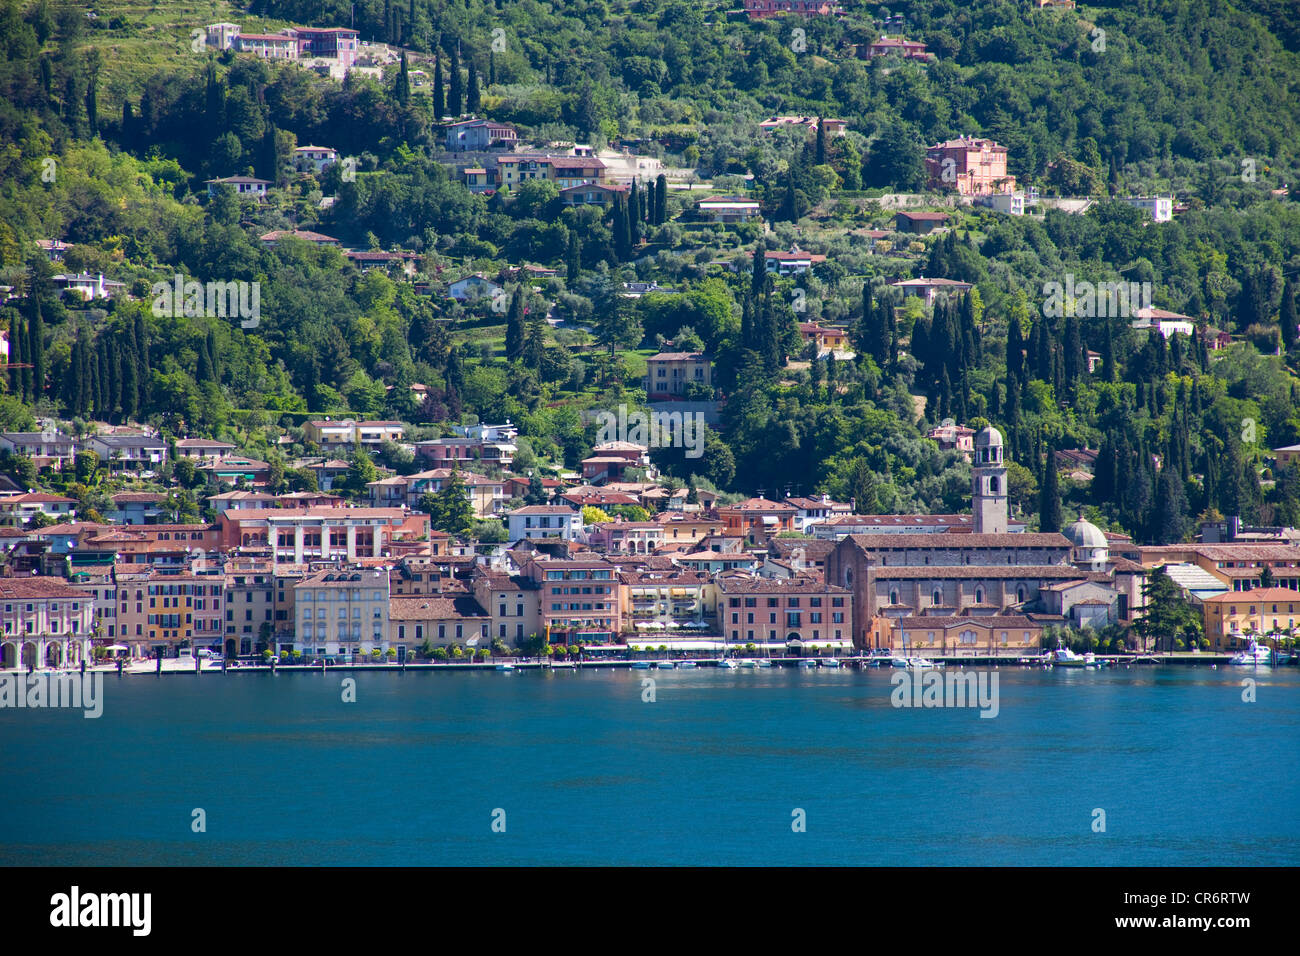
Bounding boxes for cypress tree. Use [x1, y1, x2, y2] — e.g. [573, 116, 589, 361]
[96, 339, 109, 418]
[207, 328, 221, 383]
[395, 52, 411, 107]
[121, 98, 138, 150]
[120, 335, 138, 420]
[780, 176, 798, 223]
[741, 291, 754, 351]
[197, 336, 212, 384]
[448, 45, 463, 116]
[655, 173, 667, 225]
[1039, 443, 1061, 533]
[28, 302, 43, 399]
[1282, 277, 1297, 352]
[466, 58, 480, 113]
[628, 181, 641, 245]
[523, 311, 544, 370]
[10, 312, 25, 399]
[612, 197, 630, 260]
[108, 339, 123, 417]
[1064, 315, 1083, 392]
[815, 116, 827, 166]
[887, 300, 898, 366]
[505, 284, 525, 359]
[566, 228, 582, 282]
[86, 58, 100, 136]
[1006, 312, 1024, 384]
[432, 53, 445, 118]
[751, 244, 767, 298]
[761, 284, 780, 374]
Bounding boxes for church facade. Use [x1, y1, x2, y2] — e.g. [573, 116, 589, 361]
[824, 426, 1130, 650]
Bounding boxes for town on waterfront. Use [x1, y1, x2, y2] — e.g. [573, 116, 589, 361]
[3, 0, 1300, 887]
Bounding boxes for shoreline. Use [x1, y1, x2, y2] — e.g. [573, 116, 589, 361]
[10, 651, 1287, 676]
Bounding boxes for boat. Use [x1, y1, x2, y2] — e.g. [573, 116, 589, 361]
[1228, 641, 1272, 665]
[737, 658, 759, 668]
[821, 658, 842, 668]
[717, 658, 738, 669]
[890, 656, 911, 668]
[631, 661, 652, 669]
[1050, 647, 1095, 668]
[656, 661, 675, 670]
[753, 658, 772, 668]
[798, 658, 819, 668]
[678, 660, 697, 669]
[495, 662, 516, 671]
[907, 657, 942, 670]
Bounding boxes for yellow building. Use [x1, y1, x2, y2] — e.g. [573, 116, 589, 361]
[1202, 587, 1299, 649]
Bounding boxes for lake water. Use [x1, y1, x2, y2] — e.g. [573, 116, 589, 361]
[3, 665, 1297, 865]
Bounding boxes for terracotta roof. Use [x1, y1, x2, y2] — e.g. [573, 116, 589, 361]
[843, 533, 1070, 549]
[389, 595, 488, 620]
[0, 577, 90, 599]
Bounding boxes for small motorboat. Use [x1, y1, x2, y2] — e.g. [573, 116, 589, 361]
[1050, 647, 1094, 668]
[821, 658, 842, 668]
[754, 658, 772, 668]
[717, 658, 738, 669]
[1228, 641, 1272, 665]
[631, 661, 652, 669]
[678, 660, 698, 669]
[656, 661, 675, 670]
[798, 658, 819, 668]
[495, 662, 516, 671]
[908, 657, 941, 670]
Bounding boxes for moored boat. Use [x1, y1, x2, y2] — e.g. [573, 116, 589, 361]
[1228, 641, 1272, 665]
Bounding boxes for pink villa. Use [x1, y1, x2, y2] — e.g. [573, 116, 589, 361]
[925, 136, 1017, 197]
[743, 0, 839, 19]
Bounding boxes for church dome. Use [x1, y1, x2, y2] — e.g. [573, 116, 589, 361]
[975, 425, 1003, 448]
[1063, 515, 1107, 551]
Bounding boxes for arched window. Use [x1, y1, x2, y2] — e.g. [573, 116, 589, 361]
[889, 589, 898, 606]
[1016, 586, 1026, 603]
[844, 567, 853, 587]
[975, 586, 984, 604]
[989, 476, 999, 494]
[932, 588, 942, 606]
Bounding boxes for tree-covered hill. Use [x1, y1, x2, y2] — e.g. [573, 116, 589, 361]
[1, 0, 1299, 546]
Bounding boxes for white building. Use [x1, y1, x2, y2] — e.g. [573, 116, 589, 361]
[292, 145, 340, 174]
[507, 505, 584, 543]
[1121, 196, 1173, 223]
[1131, 307, 1194, 337]
[977, 192, 1025, 216]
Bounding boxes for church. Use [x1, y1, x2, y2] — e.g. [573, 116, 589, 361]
[824, 426, 1145, 652]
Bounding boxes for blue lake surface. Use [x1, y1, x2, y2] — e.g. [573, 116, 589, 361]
[2, 666, 1297, 865]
